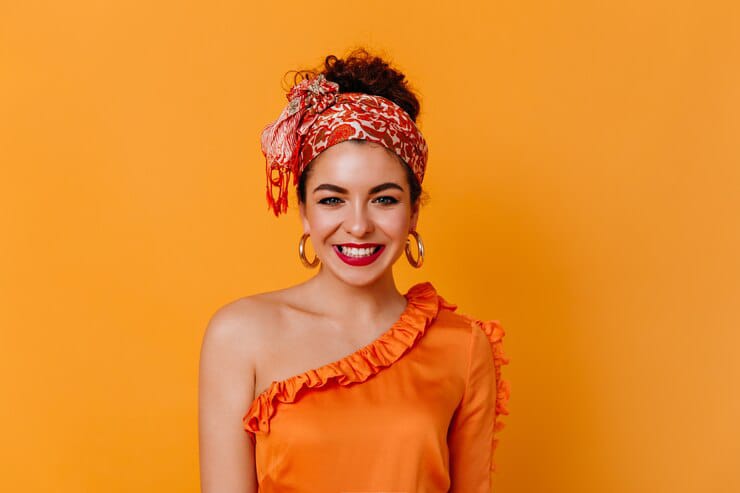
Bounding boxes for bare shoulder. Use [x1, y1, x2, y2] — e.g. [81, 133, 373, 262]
[199, 285, 310, 401]
[201, 292, 281, 360]
[199, 294, 279, 493]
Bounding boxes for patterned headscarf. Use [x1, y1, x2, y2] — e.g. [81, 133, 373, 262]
[260, 73, 429, 217]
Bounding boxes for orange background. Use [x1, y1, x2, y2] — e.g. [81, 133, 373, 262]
[1, 1, 738, 492]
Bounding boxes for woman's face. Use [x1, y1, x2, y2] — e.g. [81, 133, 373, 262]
[298, 140, 419, 286]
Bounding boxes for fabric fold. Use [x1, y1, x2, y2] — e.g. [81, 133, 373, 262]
[437, 292, 510, 471]
[451, 309, 511, 472]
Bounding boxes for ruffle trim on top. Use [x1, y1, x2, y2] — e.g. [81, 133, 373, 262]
[243, 281, 442, 441]
[437, 294, 511, 473]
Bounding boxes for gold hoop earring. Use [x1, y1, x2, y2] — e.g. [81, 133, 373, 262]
[298, 233, 320, 268]
[405, 230, 424, 268]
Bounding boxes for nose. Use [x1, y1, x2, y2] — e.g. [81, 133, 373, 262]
[344, 201, 374, 237]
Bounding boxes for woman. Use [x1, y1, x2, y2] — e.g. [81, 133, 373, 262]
[199, 49, 510, 493]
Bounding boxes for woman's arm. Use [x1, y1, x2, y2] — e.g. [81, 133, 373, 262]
[198, 300, 260, 493]
[447, 322, 498, 493]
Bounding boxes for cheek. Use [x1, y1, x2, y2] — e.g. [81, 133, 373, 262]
[307, 214, 336, 237]
[375, 210, 411, 238]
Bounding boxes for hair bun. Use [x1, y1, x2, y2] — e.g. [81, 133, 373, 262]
[322, 49, 420, 122]
[290, 48, 421, 123]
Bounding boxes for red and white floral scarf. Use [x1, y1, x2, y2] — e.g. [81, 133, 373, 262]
[260, 74, 428, 217]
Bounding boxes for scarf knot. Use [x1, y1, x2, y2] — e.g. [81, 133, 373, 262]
[260, 74, 339, 216]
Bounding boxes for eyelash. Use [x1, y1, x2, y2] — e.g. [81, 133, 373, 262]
[318, 196, 399, 206]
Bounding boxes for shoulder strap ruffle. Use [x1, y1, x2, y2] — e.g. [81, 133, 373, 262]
[438, 295, 511, 472]
[243, 281, 442, 440]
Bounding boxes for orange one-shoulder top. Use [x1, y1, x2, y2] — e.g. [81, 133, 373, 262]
[242, 281, 510, 492]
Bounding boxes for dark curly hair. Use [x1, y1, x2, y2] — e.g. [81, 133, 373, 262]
[286, 48, 427, 210]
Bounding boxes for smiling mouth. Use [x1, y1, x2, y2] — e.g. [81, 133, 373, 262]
[336, 245, 383, 255]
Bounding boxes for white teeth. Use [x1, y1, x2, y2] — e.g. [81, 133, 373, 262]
[339, 246, 380, 257]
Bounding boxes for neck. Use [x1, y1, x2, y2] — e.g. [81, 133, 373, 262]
[301, 263, 406, 322]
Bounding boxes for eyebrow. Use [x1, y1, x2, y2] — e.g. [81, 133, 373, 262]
[312, 182, 405, 195]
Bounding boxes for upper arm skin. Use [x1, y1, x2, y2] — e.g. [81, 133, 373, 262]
[198, 299, 261, 493]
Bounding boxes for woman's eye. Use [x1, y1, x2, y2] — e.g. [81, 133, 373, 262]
[317, 196, 398, 206]
[375, 196, 399, 205]
[318, 197, 342, 206]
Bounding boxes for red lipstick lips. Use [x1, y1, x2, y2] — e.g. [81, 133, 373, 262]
[333, 243, 385, 266]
